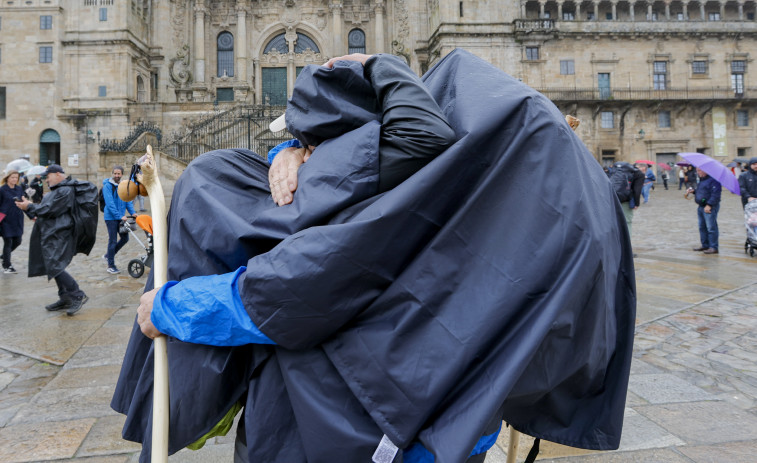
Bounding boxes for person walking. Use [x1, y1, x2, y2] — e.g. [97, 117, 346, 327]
[636, 163, 656, 203]
[14, 164, 89, 315]
[738, 157, 757, 208]
[0, 170, 26, 274]
[685, 165, 698, 190]
[661, 169, 669, 190]
[102, 165, 135, 274]
[689, 167, 722, 255]
[611, 162, 644, 235]
[678, 166, 685, 190]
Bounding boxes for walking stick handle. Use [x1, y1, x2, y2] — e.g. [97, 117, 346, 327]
[136, 145, 170, 463]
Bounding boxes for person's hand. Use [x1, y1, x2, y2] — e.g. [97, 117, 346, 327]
[269, 146, 312, 206]
[324, 53, 373, 69]
[137, 288, 162, 339]
[15, 197, 30, 210]
[121, 215, 129, 221]
[704, 205, 712, 214]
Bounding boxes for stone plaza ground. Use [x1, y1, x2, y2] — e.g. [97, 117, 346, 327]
[0, 185, 755, 462]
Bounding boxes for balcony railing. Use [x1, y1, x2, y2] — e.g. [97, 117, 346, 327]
[514, 18, 757, 34]
[514, 19, 555, 32]
[534, 87, 755, 101]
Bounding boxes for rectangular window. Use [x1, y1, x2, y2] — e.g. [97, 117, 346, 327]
[99, 8, 107, 21]
[708, 12, 721, 20]
[737, 147, 751, 157]
[262, 67, 287, 105]
[217, 50, 234, 77]
[587, 12, 595, 20]
[526, 47, 539, 61]
[598, 73, 611, 99]
[542, 12, 551, 18]
[606, 12, 613, 20]
[650, 12, 659, 20]
[459, 1, 463, 17]
[653, 61, 667, 90]
[737, 110, 750, 127]
[560, 60, 575, 75]
[692, 61, 708, 74]
[600, 111, 614, 129]
[732, 61, 745, 95]
[748, 12, 755, 20]
[563, 11, 575, 20]
[0, 47, 2, 65]
[40, 15, 52, 29]
[0, 87, 5, 119]
[39, 46, 53, 63]
[98, 86, 107, 97]
[216, 87, 234, 102]
[677, 12, 685, 20]
[658, 110, 671, 128]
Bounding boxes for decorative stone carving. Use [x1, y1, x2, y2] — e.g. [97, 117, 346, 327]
[392, 0, 410, 63]
[169, 44, 193, 86]
[171, 0, 187, 45]
[261, 49, 284, 65]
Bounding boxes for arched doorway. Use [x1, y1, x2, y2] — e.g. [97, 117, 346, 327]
[39, 129, 60, 166]
[261, 31, 321, 105]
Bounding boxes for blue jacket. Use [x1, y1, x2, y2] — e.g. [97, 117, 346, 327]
[102, 178, 135, 220]
[694, 175, 721, 208]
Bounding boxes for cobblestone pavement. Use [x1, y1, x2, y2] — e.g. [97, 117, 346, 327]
[0, 185, 755, 462]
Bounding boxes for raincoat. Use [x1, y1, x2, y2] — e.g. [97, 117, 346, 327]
[112, 49, 635, 462]
[26, 177, 78, 279]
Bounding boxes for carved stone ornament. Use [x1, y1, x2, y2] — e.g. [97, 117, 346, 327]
[171, 0, 187, 45]
[169, 44, 193, 86]
[262, 49, 284, 65]
[393, 0, 410, 62]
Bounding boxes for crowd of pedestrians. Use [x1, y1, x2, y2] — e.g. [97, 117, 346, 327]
[1, 162, 138, 315]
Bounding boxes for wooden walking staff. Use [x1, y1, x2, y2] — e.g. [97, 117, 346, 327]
[132, 145, 170, 463]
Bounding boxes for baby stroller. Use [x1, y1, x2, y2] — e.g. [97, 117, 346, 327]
[745, 200, 757, 258]
[120, 215, 154, 278]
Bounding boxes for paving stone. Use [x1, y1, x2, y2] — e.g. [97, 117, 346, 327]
[533, 448, 694, 462]
[10, 385, 118, 425]
[628, 374, 715, 404]
[678, 439, 757, 463]
[64, 344, 129, 370]
[47, 364, 124, 389]
[0, 372, 15, 392]
[77, 415, 142, 457]
[635, 401, 757, 445]
[0, 418, 95, 462]
[615, 408, 686, 451]
[166, 442, 235, 462]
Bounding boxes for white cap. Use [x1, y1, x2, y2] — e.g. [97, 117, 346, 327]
[270, 113, 287, 132]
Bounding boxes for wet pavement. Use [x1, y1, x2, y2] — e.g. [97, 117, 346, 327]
[0, 185, 755, 462]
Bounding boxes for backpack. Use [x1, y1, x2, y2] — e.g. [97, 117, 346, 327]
[98, 186, 106, 212]
[68, 180, 99, 255]
[610, 166, 633, 203]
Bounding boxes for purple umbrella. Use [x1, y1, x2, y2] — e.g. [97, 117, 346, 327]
[677, 152, 740, 195]
[675, 161, 690, 167]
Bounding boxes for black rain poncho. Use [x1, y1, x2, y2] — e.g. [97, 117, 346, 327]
[112, 49, 635, 462]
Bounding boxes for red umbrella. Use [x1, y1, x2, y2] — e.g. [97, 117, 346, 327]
[657, 162, 672, 171]
[635, 160, 655, 165]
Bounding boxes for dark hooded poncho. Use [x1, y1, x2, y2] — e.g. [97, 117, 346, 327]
[112, 49, 635, 463]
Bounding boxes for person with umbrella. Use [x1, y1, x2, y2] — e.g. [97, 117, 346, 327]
[688, 167, 721, 254]
[0, 170, 27, 273]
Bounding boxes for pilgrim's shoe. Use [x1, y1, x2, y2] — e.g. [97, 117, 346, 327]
[66, 295, 89, 316]
[45, 299, 71, 312]
[692, 247, 707, 251]
[703, 248, 719, 254]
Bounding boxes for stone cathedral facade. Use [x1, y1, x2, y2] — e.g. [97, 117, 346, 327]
[0, 0, 755, 179]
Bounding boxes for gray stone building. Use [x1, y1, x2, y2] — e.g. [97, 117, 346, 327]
[0, 0, 755, 179]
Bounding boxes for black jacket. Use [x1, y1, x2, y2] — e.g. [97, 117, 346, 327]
[113, 50, 635, 463]
[0, 184, 26, 238]
[738, 158, 757, 207]
[26, 177, 78, 279]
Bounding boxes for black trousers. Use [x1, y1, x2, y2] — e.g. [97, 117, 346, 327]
[54, 270, 85, 300]
[2, 235, 22, 268]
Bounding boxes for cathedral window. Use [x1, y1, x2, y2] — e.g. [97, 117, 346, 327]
[39, 46, 53, 63]
[525, 47, 539, 60]
[217, 32, 234, 78]
[600, 111, 614, 129]
[653, 61, 668, 90]
[348, 29, 366, 54]
[40, 15, 52, 29]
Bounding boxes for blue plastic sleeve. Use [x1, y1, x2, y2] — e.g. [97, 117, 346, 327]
[267, 139, 302, 164]
[151, 267, 276, 346]
[402, 423, 501, 463]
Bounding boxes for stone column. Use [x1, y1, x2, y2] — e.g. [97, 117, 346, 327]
[331, 2, 343, 56]
[540, 1, 546, 18]
[194, 5, 206, 82]
[374, 1, 385, 53]
[648, 4, 653, 20]
[700, 3, 705, 20]
[576, 3, 582, 20]
[594, 2, 599, 20]
[286, 29, 297, 97]
[629, 1, 635, 21]
[236, 5, 247, 81]
[611, 1, 617, 20]
[558, 1, 563, 20]
[665, 2, 670, 20]
[719, 2, 725, 18]
[683, 3, 688, 20]
[522, 1, 527, 18]
[738, 2, 744, 20]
